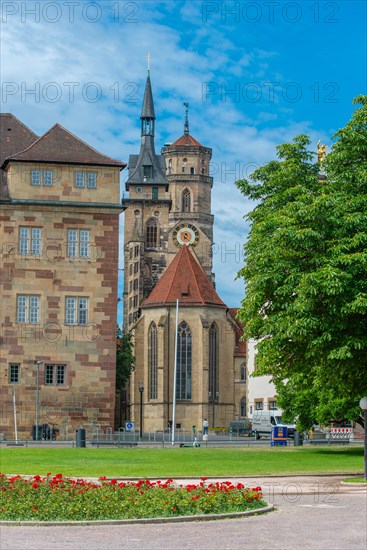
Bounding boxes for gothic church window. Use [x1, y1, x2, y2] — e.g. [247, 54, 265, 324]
[146, 217, 158, 248]
[176, 321, 192, 400]
[209, 323, 218, 402]
[181, 188, 191, 213]
[240, 397, 246, 417]
[148, 322, 158, 400]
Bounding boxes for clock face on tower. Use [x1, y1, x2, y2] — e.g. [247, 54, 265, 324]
[172, 223, 200, 247]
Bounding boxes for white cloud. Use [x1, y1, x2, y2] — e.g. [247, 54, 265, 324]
[1, 0, 349, 320]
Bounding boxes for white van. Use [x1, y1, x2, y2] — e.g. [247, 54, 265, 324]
[252, 410, 295, 439]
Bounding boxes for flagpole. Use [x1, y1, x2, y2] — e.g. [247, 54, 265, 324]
[171, 299, 179, 445]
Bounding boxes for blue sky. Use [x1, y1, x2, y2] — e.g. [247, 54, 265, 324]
[2, 0, 366, 322]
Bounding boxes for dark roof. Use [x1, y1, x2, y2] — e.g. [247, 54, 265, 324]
[141, 73, 155, 119]
[7, 123, 125, 167]
[143, 245, 227, 308]
[1, 114, 39, 200]
[126, 144, 167, 188]
[126, 73, 167, 189]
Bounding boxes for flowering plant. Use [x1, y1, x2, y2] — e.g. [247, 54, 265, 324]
[0, 473, 265, 521]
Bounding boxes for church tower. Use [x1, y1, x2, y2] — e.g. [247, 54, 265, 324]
[162, 103, 214, 282]
[123, 74, 215, 329]
[123, 71, 247, 432]
[123, 71, 171, 327]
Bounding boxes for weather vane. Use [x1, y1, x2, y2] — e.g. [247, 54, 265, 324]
[183, 102, 189, 134]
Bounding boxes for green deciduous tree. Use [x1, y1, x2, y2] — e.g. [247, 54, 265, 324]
[116, 325, 135, 392]
[236, 96, 367, 430]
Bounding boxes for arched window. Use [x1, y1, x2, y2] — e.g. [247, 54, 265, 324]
[148, 322, 158, 400]
[240, 398, 246, 418]
[240, 364, 246, 382]
[209, 323, 218, 402]
[176, 321, 192, 400]
[146, 218, 158, 248]
[181, 188, 191, 212]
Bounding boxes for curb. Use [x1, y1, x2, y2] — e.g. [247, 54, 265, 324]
[0, 504, 274, 526]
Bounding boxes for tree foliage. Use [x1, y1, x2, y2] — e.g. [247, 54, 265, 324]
[236, 96, 367, 430]
[116, 326, 135, 392]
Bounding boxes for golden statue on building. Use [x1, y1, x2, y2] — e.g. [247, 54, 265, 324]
[317, 140, 327, 164]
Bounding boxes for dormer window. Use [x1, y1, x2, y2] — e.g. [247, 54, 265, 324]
[143, 165, 153, 179]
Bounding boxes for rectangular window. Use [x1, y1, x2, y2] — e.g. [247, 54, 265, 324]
[9, 364, 20, 383]
[67, 229, 90, 258]
[31, 170, 41, 186]
[75, 172, 85, 188]
[45, 364, 66, 386]
[56, 365, 66, 385]
[87, 172, 97, 188]
[67, 229, 78, 257]
[269, 400, 277, 410]
[43, 170, 53, 186]
[75, 171, 97, 188]
[17, 295, 40, 323]
[79, 230, 90, 257]
[65, 297, 88, 325]
[255, 400, 263, 410]
[19, 227, 42, 256]
[31, 170, 53, 186]
[45, 364, 54, 385]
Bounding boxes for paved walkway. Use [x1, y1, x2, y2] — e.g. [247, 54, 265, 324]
[1, 475, 366, 550]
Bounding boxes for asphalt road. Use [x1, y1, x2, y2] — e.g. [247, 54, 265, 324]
[1, 476, 366, 550]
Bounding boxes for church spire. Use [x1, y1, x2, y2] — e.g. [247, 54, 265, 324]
[125, 69, 168, 189]
[183, 102, 189, 135]
[141, 72, 155, 126]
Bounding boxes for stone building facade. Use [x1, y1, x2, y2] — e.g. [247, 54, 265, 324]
[0, 114, 124, 439]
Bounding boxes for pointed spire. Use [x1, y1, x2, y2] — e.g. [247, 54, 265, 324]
[141, 72, 155, 120]
[183, 102, 189, 135]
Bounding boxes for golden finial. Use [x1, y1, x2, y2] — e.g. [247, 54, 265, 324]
[317, 140, 327, 164]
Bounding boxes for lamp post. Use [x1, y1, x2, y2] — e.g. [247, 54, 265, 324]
[359, 397, 367, 481]
[34, 360, 43, 441]
[139, 382, 144, 439]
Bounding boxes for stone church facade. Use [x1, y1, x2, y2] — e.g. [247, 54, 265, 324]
[123, 73, 248, 433]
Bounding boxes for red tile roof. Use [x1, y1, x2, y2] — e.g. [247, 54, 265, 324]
[143, 245, 227, 308]
[171, 133, 203, 147]
[7, 123, 125, 167]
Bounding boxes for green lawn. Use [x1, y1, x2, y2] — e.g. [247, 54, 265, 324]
[0, 446, 363, 478]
